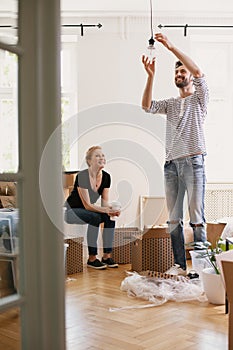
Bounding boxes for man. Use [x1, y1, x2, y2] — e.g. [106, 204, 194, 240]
[142, 33, 209, 276]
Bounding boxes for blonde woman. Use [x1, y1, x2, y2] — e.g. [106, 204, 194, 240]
[65, 146, 120, 269]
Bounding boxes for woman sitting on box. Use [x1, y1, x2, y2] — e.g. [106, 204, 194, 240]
[65, 146, 120, 270]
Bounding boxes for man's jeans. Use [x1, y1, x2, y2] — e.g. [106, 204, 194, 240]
[65, 208, 115, 256]
[164, 154, 207, 270]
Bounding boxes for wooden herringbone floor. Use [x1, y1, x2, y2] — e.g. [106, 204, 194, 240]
[65, 263, 228, 350]
[0, 263, 228, 349]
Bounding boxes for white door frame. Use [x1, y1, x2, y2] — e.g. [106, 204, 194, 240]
[0, 0, 66, 348]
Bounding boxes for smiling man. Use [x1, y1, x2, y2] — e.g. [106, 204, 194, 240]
[141, 33, 209, 276]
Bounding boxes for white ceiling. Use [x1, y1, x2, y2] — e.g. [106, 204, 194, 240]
[61, 0, 233, 16]
[0, 1, 233, 18]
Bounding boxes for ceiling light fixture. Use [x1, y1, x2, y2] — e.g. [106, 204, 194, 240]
[147, 0, 155, 62]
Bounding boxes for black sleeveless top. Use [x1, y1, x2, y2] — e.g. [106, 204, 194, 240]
[65, 169, 111, 209]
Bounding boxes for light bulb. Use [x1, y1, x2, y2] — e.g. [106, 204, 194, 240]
[147, 36, 156, 62]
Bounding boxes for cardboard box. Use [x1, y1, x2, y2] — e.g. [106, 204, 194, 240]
[63, 172, 78, 189]
[131, 227, 174, 273]
[65, 237, 83, 274]
[206, 222, 226, 248]
[111, 227, 141, 264]
[0, 258, 17, 297]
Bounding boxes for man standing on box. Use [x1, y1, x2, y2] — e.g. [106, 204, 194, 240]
[141, 33, 209, 276]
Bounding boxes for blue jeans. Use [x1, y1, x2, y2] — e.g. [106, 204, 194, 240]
[65, 208, 115, 256]
[164, 154, 207, 270]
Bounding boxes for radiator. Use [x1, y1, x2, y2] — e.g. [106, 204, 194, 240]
[139, 185, 233, 228]
[205, 184, 233, 221]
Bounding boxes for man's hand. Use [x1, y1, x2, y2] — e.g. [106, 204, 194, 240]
[154, 32, 202, 77]
[142, 55, 156, 78]
[154, 33, 174, 51]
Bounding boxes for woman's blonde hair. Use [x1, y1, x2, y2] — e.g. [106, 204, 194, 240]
[85, 146, 102, 166]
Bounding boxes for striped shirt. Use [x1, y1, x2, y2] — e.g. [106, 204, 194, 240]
[145, 76, 209, 161]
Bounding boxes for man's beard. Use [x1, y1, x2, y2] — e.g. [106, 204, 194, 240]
[175, 78, 190, 88]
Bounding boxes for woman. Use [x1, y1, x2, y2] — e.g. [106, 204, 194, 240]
[65, 146, 120, 269]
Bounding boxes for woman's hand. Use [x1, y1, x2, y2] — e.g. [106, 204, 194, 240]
[105, 207, 121, 217]
[109, 208, 121, 218]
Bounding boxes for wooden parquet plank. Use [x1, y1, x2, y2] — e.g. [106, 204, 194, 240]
[0, 263, 228, 350]
[0, 308, 20, 350]
[65, 263, 228, 350]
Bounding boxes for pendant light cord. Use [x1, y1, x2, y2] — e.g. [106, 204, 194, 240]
[150, 0, 153, 38]
[148, 0, 155, 46]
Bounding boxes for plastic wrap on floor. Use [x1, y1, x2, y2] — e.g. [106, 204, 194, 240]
[109, 271, 207, 312]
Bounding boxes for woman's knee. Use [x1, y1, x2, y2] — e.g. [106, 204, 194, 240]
[101, 213, 115, 228]
[88, 212, 103, 226]
[65, 210, 84, 224]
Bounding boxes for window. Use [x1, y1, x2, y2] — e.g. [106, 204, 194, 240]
[61, 42, 78, 171]
[0, 49, 18, 173]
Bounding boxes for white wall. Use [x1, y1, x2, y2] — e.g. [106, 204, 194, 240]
[69, 16, 173, 227]
[61, 9, 233, 227]
[61, 0, 233, 15]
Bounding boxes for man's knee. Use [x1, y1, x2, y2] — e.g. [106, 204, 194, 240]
[167, 218, 183, 226]
[190, 222, 205, 228]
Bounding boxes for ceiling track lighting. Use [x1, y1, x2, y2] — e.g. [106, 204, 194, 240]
[62, 23, 102, 36]
[0, 23, 103, 37]
[158, 24, 233, 37]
